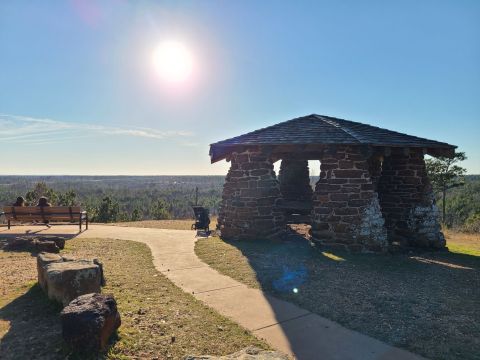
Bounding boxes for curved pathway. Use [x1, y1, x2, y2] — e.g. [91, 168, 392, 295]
[2, 225, 423, 360]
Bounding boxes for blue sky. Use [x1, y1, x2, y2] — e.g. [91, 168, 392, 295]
[1, 0, 479, 175]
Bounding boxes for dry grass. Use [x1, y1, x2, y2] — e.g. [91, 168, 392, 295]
[112, 217, 218, 231]
[195, 232, 480, 360]
[0, 236, 267, 359]
[444, 229, 480, 256]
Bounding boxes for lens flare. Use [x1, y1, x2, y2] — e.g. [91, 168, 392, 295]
[153, 41, 193, 83]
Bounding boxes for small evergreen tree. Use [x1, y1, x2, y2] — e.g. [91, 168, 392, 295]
[151, 199, 171, 220]
[95, 196, 120, 223]
[131, 208, 142, 221]
[426, 151, 467, 224]
[58, 190, 77, 206]
[25, 182, 58, 205]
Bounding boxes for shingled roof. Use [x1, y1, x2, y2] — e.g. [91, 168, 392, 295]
[210, 114, 456, 162]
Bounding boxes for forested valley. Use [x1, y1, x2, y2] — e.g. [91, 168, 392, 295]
[0, 175, 478, 232]
[0, 176, 223, 223]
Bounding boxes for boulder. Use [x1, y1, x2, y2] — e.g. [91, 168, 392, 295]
[39, 236, 66, 249]
[6, 235, 66, 252]
[61, 293, 121, 352]
[184, 347, 289, 360]
[34, 239, 60, 253]
[45, 260, 102, 306]
[37, 253, 103, 306]
[37, 252, 63, 291]
[93, 259, 106, 286]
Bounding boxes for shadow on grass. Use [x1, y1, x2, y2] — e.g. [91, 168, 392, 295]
[0, 284, 119, 360]
[0, 284, 64, 359]
[220, 234, 480, 360]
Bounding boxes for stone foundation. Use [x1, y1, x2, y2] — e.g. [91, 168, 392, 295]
[217, 150, 284, 240]
[311, 146, 388, 252]
[378, 149, 445, 249]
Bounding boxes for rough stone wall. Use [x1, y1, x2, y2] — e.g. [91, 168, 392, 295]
[377, 149, 445, 249]
[278, 159, 313, 202]
[368, 155, 383, 191]
[217, 150, 284, 240]
[311, 146, 388, 252]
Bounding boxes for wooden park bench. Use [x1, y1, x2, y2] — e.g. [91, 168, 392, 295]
[1, 206, 89, 231]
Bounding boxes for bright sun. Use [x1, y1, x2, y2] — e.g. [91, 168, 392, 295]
[153, 41, 193, 83]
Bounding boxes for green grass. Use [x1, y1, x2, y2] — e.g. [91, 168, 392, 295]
[448, 243, 480, 256]
[1, 237, 267, 359]
[195, 234, 480, 360]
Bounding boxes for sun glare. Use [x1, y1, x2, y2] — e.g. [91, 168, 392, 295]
[153, 41, 193, 83]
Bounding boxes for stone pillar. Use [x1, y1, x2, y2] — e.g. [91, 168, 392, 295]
[311, 146, 387, 252]
[217, 150, 284, 240]
[368, 154, 383, 191]
[278, 159, 313, 202]
[378, 148, 445, 249]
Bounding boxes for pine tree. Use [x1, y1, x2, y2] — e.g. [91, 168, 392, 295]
[426, 152, 467, 224]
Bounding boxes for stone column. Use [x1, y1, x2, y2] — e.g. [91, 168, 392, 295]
[378, 148, 445, 249]
[368, 154, 383, 191]
[311, 146, 387, 252]
[278, 159, 313, 202]
[217, 149, 284, 240]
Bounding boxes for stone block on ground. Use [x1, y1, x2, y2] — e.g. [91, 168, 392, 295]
[37, 252, 63, 291]
[61, 293, 121, 353]
[46, 261, 102, 306]
[6, 235, 67, 252]
[34, 239, 60, 253]
[185, 346, 289, 360]
[42, 236, 66, 249]
[37, 253, 103, 306]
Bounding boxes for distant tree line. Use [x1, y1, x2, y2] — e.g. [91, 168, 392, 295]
[0, 176, 223, 223]
[0, 171, 478, 232]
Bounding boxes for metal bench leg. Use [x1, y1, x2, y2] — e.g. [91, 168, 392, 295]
[8, 220, 10, 230]
[86, 215, 89, 230]
[79, 218, 82, 232]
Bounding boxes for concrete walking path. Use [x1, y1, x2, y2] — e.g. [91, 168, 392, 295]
[1, 225, 423, 360]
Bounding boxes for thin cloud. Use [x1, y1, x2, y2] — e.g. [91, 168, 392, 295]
[0, 114, 193, 144]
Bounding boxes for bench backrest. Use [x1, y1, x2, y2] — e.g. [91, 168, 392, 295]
[3, 206, 83, 221]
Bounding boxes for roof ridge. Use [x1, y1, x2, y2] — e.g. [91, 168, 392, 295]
[314, 115, 363, 143]
[209, 114, 316, 147]
[319, 114, 453, 147]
